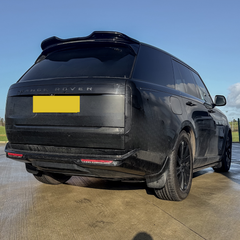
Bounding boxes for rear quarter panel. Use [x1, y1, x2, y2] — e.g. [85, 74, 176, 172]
[126, 80, 181, 165]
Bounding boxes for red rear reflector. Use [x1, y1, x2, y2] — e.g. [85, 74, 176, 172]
[81, 159, 113, 164]
[7, 153, 23, 158]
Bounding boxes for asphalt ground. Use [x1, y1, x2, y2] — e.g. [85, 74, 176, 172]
[1, 143, 240, 240]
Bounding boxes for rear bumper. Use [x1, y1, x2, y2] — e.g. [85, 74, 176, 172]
[6, 125, 125, 149]
[5, 143, 168, 183]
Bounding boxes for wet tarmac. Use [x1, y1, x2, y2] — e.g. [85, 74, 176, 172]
[1, 143, 240, 240]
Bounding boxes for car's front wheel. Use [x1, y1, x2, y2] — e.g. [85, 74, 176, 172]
[154, 131, 193, 201]
[33, 172, 71, 185]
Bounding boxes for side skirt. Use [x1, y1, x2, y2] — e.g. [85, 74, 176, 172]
[193, 161, 221, 173]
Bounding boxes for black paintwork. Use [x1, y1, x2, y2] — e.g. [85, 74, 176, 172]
[5, 31, 230, 188]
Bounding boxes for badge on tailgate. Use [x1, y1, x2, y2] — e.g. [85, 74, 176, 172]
[33, 96, 80, 113]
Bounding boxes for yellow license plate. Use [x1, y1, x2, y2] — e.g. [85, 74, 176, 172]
[33, 96, 80, 113]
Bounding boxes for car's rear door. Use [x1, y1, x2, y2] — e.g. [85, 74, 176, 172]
[172, 60, 218, 168]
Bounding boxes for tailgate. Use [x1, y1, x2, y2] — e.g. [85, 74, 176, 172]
[5, 79, 128, 149]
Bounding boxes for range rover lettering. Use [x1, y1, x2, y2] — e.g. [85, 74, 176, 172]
[5, 31, 232, 201]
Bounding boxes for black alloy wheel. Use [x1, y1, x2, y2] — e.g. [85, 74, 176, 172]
[154, 131, 193, 201]
[176, 139, 191, 191]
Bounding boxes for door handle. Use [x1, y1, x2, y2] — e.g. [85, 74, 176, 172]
[186, 101, 196, 106]
[208, 109, 215, 113]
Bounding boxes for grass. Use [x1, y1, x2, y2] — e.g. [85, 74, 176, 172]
[229, 122, 239, 142]
[0, 136, 7, 141]
[229, 121, 239, 132]
[0, 126, 7, 141]
[232, 131, 239, 142]
[0, 126, 6, 134]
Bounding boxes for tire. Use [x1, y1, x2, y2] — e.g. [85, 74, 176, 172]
[33, 172, 71, 185]
[213, 133, 232, 172]
[154, 131, 193, 201]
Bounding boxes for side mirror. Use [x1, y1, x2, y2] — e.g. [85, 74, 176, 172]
[214, 95, 226, 106]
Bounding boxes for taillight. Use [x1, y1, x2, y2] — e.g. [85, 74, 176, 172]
[7, 152, 23, 158]
[81, 159, 113, 164]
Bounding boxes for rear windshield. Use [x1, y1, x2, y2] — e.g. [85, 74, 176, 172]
[20, 45, 135, 81]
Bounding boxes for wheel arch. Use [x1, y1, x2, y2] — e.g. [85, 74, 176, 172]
[179, 121, 196, 159]
[228, 127, 232, 142]
[222, 125, 232, 155]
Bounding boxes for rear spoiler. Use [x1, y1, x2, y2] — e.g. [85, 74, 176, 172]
[41, 31, 140, 51]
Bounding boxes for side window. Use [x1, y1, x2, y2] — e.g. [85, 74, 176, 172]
[172, 61, 186, 93]
[192, 72, 213, 105]
[133, 45, 175, 88]
[172, 60, 200, 99]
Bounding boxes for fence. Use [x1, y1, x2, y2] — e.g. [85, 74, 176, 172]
[230, 119, 240, 142]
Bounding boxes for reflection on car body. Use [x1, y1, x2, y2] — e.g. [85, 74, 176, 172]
[5, 31, 232, 201]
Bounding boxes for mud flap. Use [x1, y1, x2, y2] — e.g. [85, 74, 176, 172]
[145, 157, 169, 189]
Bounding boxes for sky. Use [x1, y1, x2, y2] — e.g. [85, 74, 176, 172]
[0, 0, 240, 121]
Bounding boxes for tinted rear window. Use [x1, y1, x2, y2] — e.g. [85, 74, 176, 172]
[172, 60, 200, 99]
[20, 45, 135, 81]
[132, 45, 175, 88]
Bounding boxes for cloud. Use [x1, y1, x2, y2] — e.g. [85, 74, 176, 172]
[227, 83, 240, 108]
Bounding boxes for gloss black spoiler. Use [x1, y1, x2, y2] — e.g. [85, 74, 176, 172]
[41, 31, 140, 51]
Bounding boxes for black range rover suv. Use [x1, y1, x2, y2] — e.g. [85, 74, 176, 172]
[5, 31, 231, 201]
